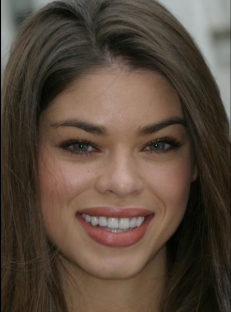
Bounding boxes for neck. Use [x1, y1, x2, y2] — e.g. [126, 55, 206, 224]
[58, 248, 168, 312]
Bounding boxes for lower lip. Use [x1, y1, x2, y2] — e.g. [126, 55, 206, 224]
[76, 214, 154, 248]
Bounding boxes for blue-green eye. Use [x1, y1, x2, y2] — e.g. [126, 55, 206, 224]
[70, 142, 95, 153]
[144, 142, 171, 151]
[143, 137, 181, 153]
[60, 139, 97, 155]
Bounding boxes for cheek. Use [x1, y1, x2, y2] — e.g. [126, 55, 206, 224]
[142, 156, 193, 250]
[38, 151, 96, 232]
[38, 156, 93, 205]
[144, 156, 193, 210]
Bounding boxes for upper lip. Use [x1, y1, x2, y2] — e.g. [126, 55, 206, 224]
[77, 207, 153, 218]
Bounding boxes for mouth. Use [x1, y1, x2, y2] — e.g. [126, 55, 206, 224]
[76, 207, 154, 248]
[81, 214, 148, 232]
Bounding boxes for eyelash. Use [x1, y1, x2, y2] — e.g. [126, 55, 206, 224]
[60, 139, 99, 157]
[141, 137, 182, 153]
[59, 136, 182, 157]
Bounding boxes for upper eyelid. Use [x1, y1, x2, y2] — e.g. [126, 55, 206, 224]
[61, 137, 178, 147]
[62, 139, 96, 147]
[142, 137, 177, 146]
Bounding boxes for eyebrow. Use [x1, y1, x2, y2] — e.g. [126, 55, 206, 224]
[138, 117, 186, 135]
[50, 120, 106, 135]
[50, 117, 186, 136]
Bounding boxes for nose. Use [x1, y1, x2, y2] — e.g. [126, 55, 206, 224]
[95, 150, 145, 198]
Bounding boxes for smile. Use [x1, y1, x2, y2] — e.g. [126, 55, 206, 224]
[82, 214, 145, 232]
[76, 207, 154, 248]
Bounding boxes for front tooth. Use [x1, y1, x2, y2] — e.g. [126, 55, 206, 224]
[85, 214, 91, 223]
[136, 216, 145, 227]
[98, 216, 107, 227]
[119, 218, 130, 229]
[130, 217, 137, 228]
[107, 218, 119, 229]
[91, 216, 98, 226]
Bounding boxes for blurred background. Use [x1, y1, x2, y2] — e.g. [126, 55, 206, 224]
[1, 0, 230, 117]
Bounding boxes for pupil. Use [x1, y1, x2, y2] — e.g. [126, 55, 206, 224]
[154, 142, 164, 150]
[75, 143, 88, 151]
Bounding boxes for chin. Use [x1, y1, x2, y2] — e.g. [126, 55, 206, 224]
[59, 243, 166, 281]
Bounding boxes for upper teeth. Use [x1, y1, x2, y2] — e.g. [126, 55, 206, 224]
[82, 214, 145, 229]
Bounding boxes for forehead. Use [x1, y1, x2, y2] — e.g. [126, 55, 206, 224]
[41, 68, 183, 130]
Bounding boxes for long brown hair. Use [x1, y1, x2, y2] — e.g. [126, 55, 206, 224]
[2, 1, 230, 311]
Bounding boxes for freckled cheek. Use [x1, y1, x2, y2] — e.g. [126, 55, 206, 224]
[38, 157, 97, 207]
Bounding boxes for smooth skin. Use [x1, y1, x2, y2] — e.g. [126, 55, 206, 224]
[38, 67, 197, 312]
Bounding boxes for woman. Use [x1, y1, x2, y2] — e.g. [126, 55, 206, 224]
[1, 0, 230, 311]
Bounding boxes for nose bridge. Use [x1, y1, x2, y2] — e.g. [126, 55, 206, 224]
[96, 147, 144, 197]
[111, 149, 135, 182]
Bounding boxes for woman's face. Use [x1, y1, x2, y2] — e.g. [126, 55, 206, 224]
[39, 68, 197, 279]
